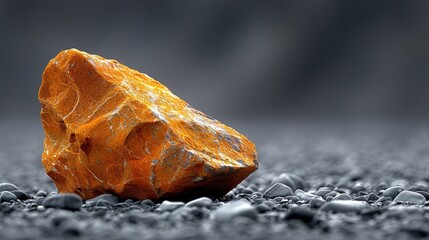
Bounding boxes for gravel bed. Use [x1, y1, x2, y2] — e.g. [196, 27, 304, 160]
[1, 119, 429, 239]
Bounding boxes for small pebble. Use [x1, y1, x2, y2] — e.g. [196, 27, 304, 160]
[158, 200, 185, 211]
[332, 193, 352, 201]
[263, 183, 293, 198]
[320, 200, 368, 213]
[10, 190, 30, 200]
[309, 197, 325, 209]
[383, 186, 404, 199]
[43, 193, 83, 210]
[86, 194, 118, 206]
[0, 191, 17, 202]
[141, 199, 155, 206]
[367, 192, 379, 202]
[392, 190, 426, 205]
[36, 191, 47, 197]
[185, 197, 213, 208]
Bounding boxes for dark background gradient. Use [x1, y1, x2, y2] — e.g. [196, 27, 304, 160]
[1, 0, 429, 122]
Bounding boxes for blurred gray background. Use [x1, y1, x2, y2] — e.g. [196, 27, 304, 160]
[1, 0, 429, 122]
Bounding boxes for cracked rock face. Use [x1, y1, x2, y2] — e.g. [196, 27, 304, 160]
[38, 49, 258, 200]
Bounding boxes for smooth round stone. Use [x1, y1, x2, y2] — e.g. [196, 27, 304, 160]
[43, 193, 83, 210]
[367, 192, 379, 202]
[295, 189, 317, 202]
[185, 197, 213, 208]
[36, 191, 47, 197]
[284, 206, 314, 223]
[158, 200, 185, 211]
[320, 200, 368, 213]
[0, 183, 19, 192]
[86, 194, 118, 206]
[141, 199, 155, 206]
[309, 197, 325, 209]
[263, 183, 293, 198]
[272, 173, 297, 191]
[393, 190, 426, 205]
[213, 200, 257, 222]
[0, 191, 17, 202]
[10, 190, 30, 200]
[332, 193, 352, 201]
[383, 186, 404, 199]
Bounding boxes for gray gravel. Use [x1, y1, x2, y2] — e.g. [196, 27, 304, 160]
[1, 119, 429, 239]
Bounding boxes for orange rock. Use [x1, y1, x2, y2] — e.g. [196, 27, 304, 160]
[38, 49, 258, 200]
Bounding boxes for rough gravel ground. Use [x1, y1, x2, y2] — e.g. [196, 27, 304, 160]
[1, 118, 429, 240]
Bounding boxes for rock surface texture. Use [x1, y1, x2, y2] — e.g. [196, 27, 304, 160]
[38, 49, 258, 200]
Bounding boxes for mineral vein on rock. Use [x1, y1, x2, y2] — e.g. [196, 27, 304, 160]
[38, 49, 258, 200]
